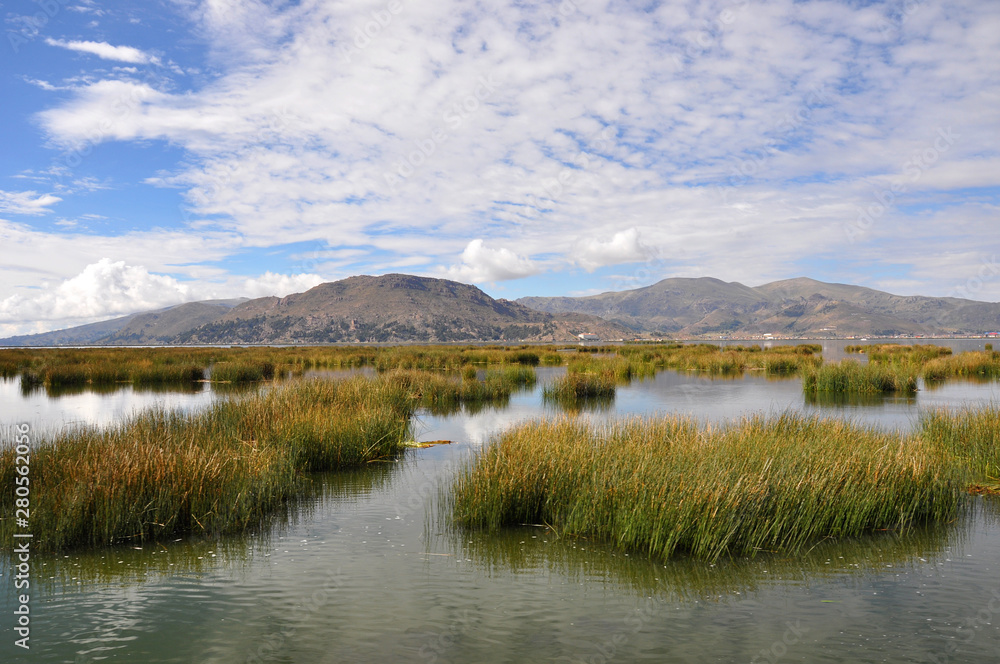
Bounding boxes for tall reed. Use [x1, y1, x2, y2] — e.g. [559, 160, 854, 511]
[802, 360, 918, 393]
[919, 406, 1000, 480]
[450, 413, 964, 561]
[0, 376, 414, 551]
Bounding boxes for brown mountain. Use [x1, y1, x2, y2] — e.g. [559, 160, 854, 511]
[518, 277, 1000, 337]
[173, 274, 628, 344]
[1, 299, 247, 347]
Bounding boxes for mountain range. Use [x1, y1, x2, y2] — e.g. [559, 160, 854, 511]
[3, 274, 998, 346]
[518, 277, 1000, 337]
[1, 274, 627, 346]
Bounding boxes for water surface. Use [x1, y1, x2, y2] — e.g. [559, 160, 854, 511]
[2, 340, 999, 663]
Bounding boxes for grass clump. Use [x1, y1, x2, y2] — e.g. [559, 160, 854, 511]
[0, 377, 413, 551]
[451, 413, 964, 561]
[543, 371, 617, 401]
[922, 351, 1000, 382]
[210, 361, 276, 383]
[919, 406, 1000, 481]
[802, 360, 918, 394]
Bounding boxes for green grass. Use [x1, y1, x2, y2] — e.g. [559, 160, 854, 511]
[802, 360, 918, 394]
[209, 360, 276, 383]
[922, 351, 1000, 381]
[919, 406, 1000, 481]
[0, 345, 559, 392]
[450, 413, 965, 562]
[845, 343, 953, 363]
[617, 343, 822, 376]
[0, 376, 414, 551]
[543, 371, 617, 401]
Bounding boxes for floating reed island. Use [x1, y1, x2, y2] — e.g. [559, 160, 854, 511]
[804, 344, 1000, 394]
[449, 411, 997, 562]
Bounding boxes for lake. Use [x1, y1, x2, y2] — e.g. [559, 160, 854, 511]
[2, 340, 999, 663]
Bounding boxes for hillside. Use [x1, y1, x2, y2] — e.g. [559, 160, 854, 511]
[2, 299, 247, 347]
[1, 275, 626, 346]
[519, 277, 1000, 337]
[174, 274, 627, 344]
[6, 273, 998, 347]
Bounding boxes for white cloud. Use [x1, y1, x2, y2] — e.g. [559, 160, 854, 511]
[444, 239, 540, 283]
[236, 272, 325, 299]
[0, 190, 61, 216]
[0, 258, 327, 336]
[0, 258, 191, 326]
[17, 0, 1000, 302]
[45, 38, 156, 64]
[575, 228, 652, 271]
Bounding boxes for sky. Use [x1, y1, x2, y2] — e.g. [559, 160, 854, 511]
[1, 0, 998, 336]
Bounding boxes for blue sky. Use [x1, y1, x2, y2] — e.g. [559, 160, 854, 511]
[1, 0, 998, 336]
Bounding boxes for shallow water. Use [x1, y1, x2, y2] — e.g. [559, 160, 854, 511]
[2, 340, 999, 663]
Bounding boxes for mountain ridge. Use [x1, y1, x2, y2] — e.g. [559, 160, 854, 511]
[3, 274, 998, 346]
[518, 277, 1000, 337]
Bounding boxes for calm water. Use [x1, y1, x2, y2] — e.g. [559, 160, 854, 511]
[2, 340, 999, 663]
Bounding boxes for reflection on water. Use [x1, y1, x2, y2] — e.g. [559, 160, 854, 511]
[804, 388, 919, 409]
[442, 517, 962, 601]
[2, 341, 1000, 663]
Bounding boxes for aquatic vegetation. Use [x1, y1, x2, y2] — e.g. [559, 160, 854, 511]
[543, 370, 617, 401]
[0, 377, 414, 551]
[450, 413, 965, 562]
[845, 343, 953, 363]
[802, 360, 918, 394]
[920, 406, 1000, 481]
[209, 360, 276, 383]
[922, 351, 1000, 381]
[617, 343, 822, 376]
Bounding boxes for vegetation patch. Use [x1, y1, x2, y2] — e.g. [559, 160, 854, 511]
[450, 413, 966, 561]
[0, 377, 414, 551]
[802, 360, 918, 394]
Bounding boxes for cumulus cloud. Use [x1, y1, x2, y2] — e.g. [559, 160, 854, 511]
[575, 229, 653, 271]
[0, 190, 61, 216]
[45, 38, 157, 64]
[444, 239, 540, 283]
[0, 258, 326, 334]
[0, 258, 191, 325]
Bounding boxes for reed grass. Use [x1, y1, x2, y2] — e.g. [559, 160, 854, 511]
[543, 371, 617, 401]
[618, 343, 822, 376]
[0, 376, 414, 551]
[802, 360, 918, 394]
[919, 406, 1000, 481]
[922, 351, 1000, 381]
[450, 413, 965, 562]
[209, 361, 276, 383]
[0, 345, 559, 392]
